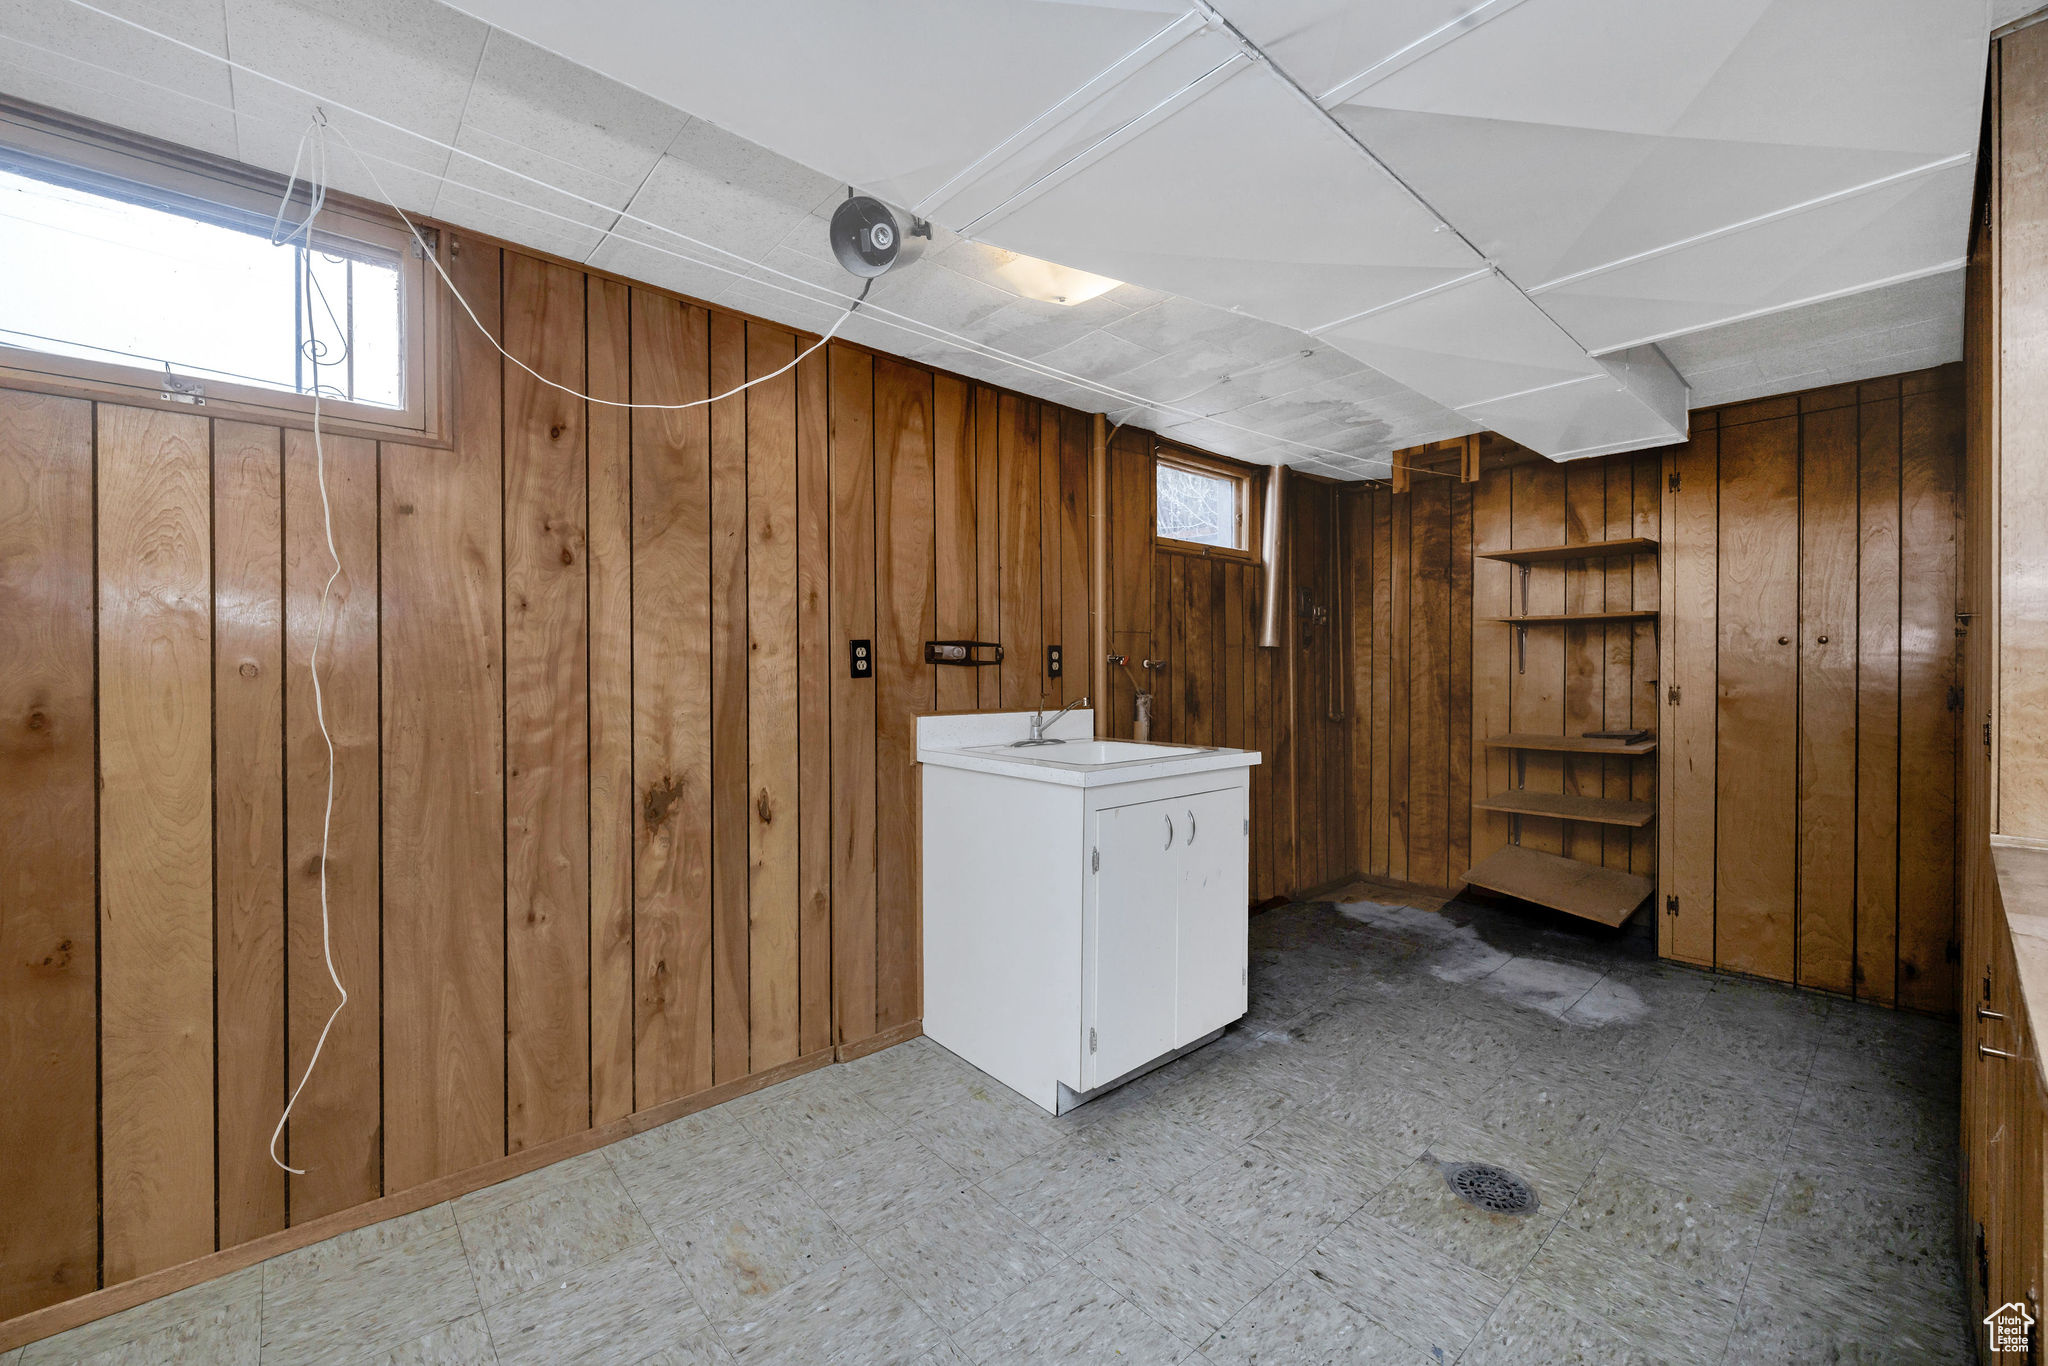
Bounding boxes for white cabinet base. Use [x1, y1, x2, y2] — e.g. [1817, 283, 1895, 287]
[1055, 1026, 1226, 1114]
[918, 711, 1259, 1116]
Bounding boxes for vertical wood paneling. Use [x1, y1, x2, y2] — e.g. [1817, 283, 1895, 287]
[795, 345, 833, 1058]
[0, 391, 98, 1317]
[1470, 475, 1511, 876]
[1560, 464, 1603, 866]
[382, 238, 505, 1189]
[586, 276, 636, 1124]
[1898, 380, 1960, 1011]
[284, 427, 381, 1219]
[631, 294, 713, 1106]
[97, 404, 214, 1278]
[709, 313, 750, 1085]
[1662, 426, 1718, 964]
[1410, 479, 1450, 889]
[502, 253, 591, 1148]
[1370, 490, 1392, 877]
[974, 388, 1002, 712]
[1714, 415, 1801, 982]
[1629, 457, 1659, 878]
[212, 421, 286, 1247]
[746, 326, 802, 1072]
[1389, 488, 1412, 878]
[1060, 411, 1091, 716]
[829, 344, 877, 1047]
[932, 376, 978, 715]
[874, 358, 933, 1033]
[1856, 393, 1903, 1004]
[1797, 403, 1860, 994]
[999, 395, 1043, 710]
[1039, 406, 1065, 709]
[1448, 481, 1473, 881]
[1512, 465, 1566, 858]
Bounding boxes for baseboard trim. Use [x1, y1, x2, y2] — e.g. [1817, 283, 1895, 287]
[0, 1030, 918, 1352]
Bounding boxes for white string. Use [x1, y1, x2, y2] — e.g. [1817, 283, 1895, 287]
[268, 113, 347, 1176]
[49, 0, 1418, 470]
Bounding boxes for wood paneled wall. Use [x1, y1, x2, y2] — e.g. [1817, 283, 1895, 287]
[0, 231, 1089, 1328]
[1099, 436, 1352, 902]
[1659, 373, 1961, 1011]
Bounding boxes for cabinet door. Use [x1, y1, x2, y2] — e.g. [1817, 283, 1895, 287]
[1176, 786, 1248, 1042]
[1089, 800, 1180, 1087]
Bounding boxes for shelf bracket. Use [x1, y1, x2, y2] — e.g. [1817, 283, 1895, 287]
[1515, 624, 1526, 675]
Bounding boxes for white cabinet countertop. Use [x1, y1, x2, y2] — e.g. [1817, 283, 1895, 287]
[916, 709, 1259, 787]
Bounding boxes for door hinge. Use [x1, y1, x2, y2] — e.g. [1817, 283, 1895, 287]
[1091, 847, 1099, 873]
[1666, 684, 1681, 706]
[1665, 894, 1679, 916]
[1241, 966, 1248, 986]
[1947, 684, 1964, 712]
[1947, 938, 1962, 965]
[1088, 1027, 1098, 1054]
[1668, 469, 1681, 493]
[1986, 714, 1995, 754]
[1242, 818, 1248, 835]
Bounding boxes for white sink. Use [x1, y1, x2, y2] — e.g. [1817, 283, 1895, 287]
[969, 740, 1205, 766]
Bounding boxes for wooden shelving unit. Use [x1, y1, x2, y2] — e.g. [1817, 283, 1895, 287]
[1463, 533, 1660, 927]
[1475, 536, 1657, 565]
[1463, 845, 1653, 928]
[1471, 790, 1655, 828]
[1485, 732, 1657, 756]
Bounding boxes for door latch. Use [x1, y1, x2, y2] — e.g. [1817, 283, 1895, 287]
[1090, 847, 1099, 873]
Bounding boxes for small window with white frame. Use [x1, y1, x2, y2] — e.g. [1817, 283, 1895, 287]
[0, 100, 442, 439]
[1155, 448, 1253, 555]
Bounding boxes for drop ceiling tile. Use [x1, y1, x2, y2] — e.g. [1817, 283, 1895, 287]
[1032, 328, 1162, 385]
[225, 0, 486, 148]
[1317, 271, 1602, 410]
[453, 30, 684, 210]
[1994, 0, 2040, 26]
[443, 0, 1186, 210]
[1462, 374, 1668, 461]
[583, 236, 743, 305]
[929, 17, 1245, 228]
[431, 172, 609, 262]
[2, 0, 230, 104]
[1535, 159, 1974, 352]
[230, 81, 448, 211]
[1214, 0, 1514, 105]
[976, 63, 1480, 330]
[0, 34, 238, 159]
[602, 125, 839, 288]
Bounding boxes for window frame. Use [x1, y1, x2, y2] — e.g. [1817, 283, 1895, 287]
[0, 98, 449, 444]
[1153, 445, 1258, 561]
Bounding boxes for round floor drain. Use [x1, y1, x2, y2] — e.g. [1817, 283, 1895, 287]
[1443, 1162, 1539, 1215]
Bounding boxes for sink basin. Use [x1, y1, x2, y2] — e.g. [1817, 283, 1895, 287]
[970, 740, 1205, 766]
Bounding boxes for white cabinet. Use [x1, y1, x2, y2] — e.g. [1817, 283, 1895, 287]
[1084, 786, 1248, 1090]
[917, 710, 1260, 1114]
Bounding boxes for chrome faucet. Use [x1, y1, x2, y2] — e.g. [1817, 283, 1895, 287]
[1012, 696, 1089, 747]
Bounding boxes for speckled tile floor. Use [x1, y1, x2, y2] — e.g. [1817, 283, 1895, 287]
[13, 894, 1969, 1365]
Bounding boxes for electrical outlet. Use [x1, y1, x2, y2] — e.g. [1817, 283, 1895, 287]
[1047, 644, 1062, 678]
[849, 639, 872, 679]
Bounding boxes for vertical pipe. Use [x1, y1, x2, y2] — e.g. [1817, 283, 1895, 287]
[1258, 463, 1289, 648]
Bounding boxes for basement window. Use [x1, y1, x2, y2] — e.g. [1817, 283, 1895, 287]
[1156, 449, 1252, 555]
[0, 104, 442, 438]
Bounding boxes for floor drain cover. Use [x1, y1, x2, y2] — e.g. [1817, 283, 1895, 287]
[1443, 1162, 1539, 1215]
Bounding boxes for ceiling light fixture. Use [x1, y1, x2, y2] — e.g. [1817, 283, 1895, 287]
[994, 251, 1122, 307]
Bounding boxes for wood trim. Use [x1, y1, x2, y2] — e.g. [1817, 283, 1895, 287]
[0, 1048, 839, 1355]
[832, 1017, 924, 1063]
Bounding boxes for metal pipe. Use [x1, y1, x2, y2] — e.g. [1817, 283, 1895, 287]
[1257, 463, 1289, 648]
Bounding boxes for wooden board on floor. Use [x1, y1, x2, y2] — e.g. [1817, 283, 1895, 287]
[1484, 732, 1657, 756]
[1462, 845, 1651, 927]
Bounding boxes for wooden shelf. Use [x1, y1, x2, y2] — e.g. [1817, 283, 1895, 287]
[1484, 732, 1657, 756]
[1476, 537, 1657, 565]
[1461, 846, 1653, 927]
[1473, 790, 1656, 828]
[1489, 610, 1660, 624]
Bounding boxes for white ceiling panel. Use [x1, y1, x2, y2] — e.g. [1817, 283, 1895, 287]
[1315, 271, 1603, 410]
[974, 64, 1479, 331]
[1215, 0, 1518, 105]
[1535, 157, 1973, 352]
[445, 0, 1188, 211]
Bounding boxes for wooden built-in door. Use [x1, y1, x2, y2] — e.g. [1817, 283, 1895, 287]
[1658, 375, 1961, 1005]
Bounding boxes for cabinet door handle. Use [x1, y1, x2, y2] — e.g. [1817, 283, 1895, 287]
[1980, 1007, 2009, 1021]
[1186, 810, 1196, 845]
[1981, 1045, 2020, 1060]
[1164, 814, 1174, 849]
